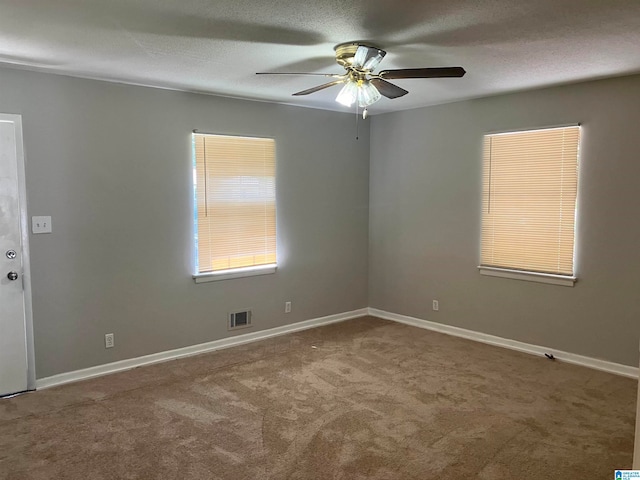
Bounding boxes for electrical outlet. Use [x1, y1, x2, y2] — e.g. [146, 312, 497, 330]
[432, 300, 439, 311]
[285, 301, 292, 313]
[105, 333, 114, 349]
[32, 216, 52, 234]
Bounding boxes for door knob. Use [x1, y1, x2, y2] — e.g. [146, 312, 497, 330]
[7, 271, 18, 281]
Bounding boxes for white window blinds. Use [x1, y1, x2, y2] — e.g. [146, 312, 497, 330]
[193, 133, 276, 274]
[480, 126, 580, 276]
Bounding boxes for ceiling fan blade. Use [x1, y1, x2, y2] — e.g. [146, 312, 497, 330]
[353, 45, 387, 71]
[256, 72, 345, 78]
[292, 79, 345, 96]
[378, 67, 466, 79]
[370, 78, 408, 99]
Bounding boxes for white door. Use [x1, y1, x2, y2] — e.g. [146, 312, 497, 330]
[0, 115, 28, 396]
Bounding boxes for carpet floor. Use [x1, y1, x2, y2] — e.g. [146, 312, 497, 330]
[0, 316, 636, 479]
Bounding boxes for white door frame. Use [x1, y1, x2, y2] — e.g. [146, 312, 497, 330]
[2, 113, 36, 390]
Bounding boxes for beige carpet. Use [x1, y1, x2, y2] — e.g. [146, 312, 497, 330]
[0, 316, 636, 479]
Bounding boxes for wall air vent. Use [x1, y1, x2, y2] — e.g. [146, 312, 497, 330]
[229, 310, 252, 330]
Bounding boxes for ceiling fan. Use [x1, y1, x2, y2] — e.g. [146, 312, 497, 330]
[257, 42, 466, 114]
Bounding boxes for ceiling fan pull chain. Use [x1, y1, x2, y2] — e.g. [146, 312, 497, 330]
[355, 103, 359, 140]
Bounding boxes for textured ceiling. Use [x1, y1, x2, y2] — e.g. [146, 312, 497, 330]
[1, 0, 640, 114]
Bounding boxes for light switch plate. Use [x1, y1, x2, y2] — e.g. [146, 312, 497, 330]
[32, 216, 52, 234]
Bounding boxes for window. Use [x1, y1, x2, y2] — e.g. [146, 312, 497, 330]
[192, 133, 276, 282]
[479, 125, 580, 286]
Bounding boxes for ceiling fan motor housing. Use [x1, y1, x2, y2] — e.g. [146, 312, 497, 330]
[334, 42, 380, 68]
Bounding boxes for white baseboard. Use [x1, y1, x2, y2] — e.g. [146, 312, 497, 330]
[36, 306, 637, 390]
[36, 308, 368, 390]
[368, 308, 638, 379]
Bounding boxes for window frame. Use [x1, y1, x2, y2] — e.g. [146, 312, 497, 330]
[478, 124, 581, 287]
[191, 131, 277, 283]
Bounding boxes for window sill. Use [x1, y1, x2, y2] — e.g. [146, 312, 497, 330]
[193, 264, 277, 283]
[478, 266, 576, 287]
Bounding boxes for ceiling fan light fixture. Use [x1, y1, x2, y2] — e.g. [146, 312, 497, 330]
[353, 46, 386, 72]
[357, 81, 381, 107]
[363, 53, 385, 72]
[336, 79, 381, 108]
[336, 80, 359, 107]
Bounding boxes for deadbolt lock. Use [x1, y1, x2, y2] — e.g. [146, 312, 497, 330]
[6, 250, 17, 259]
[7, 271, 18, 281]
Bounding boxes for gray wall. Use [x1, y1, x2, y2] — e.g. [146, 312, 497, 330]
[3, 65, 638, 378]
[0, 67, 370, 378]
[369, 74, 640, 367]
